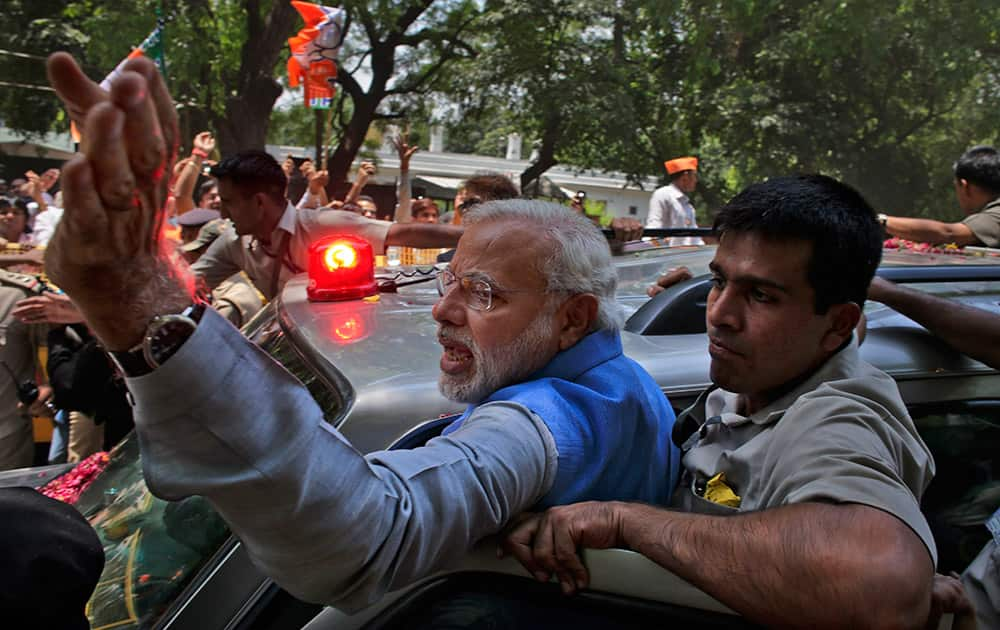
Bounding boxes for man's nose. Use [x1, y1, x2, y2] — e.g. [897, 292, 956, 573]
[706, 286, 740, 331]
[432, 284, 467, 327]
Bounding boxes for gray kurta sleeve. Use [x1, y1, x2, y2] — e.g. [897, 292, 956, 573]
[127, 308, 557, 610]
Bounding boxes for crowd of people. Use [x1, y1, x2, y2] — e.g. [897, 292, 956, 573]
[0, 49, 998, 629]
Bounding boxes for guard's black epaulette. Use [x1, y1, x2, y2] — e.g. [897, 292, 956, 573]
[0, 269, 45, 295]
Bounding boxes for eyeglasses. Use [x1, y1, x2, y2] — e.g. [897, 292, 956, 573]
[436, 269, 497, 311]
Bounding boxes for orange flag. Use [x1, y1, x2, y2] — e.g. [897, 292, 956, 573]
[287, 2, 345, 109]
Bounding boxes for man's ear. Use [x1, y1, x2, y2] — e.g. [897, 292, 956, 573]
[822, 302, 862, 352]
[556, 293, 599, 351]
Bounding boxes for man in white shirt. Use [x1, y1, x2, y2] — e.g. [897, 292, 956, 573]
[646, 156, 702, 246]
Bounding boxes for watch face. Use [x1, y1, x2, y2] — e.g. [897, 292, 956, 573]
[146, 315, 198, 367]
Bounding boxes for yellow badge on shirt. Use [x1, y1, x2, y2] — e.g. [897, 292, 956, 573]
[704, 473, 741, 508]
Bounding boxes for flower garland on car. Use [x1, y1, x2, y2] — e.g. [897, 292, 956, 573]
[39, 451, 111, 505]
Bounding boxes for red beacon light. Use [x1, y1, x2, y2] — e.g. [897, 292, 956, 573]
[307, 235, 378, 301]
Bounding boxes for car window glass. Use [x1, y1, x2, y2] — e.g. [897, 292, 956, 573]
[255, 315, 346, 426]
[77, 435, 230, 629]
[911, 401, 1000, 573]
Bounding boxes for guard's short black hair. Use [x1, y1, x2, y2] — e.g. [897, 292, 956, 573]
[713, 174, 883, 314]
[953, 146, 1000, 196]
[210, 151, 286, 205]
[462, 174, 519, 202]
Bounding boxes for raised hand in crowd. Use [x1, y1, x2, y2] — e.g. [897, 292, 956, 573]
[40, 168, 60, 192]
[282, 155, 296, 179]
[25, 171, 48, 212]
[12, 292, 86, 326]
[392, 133, 419, 168]
[44, 52, 191, 351]
[192, 131, 215, 158]
[392, 130, 419, 223]
[344, 161, 376, 206]
[174, 131, 215, 215]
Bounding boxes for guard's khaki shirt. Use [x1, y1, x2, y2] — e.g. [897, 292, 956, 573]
[193, 204, 391, 301]
[672, 339, 938, 564]
[962, 197, 1000, 247]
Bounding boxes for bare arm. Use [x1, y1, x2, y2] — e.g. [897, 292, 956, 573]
[173, 132, 214, 215]
[386, 222, 462, 249]
[344, 161, 376, 206]
[884, 215, 978, 246]
[869, 276, 1000, 369]
[505, 501, 933, 630]
[392, 133, 418, 223]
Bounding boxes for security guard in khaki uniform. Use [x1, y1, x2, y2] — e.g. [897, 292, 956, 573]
[0, 269, 46, 470]
[181, 220, 263, 328]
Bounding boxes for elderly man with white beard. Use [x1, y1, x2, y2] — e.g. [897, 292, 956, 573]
[42, 51, 679, 611]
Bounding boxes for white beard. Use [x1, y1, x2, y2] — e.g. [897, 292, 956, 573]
[438, 305, 556, 404]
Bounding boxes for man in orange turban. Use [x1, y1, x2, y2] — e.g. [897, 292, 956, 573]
[646, 156, 702, 246]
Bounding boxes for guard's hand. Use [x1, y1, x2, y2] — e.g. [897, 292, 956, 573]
[12, 293, 85, 325]
[192, 131, 215, 155]
[499, 501, 626, 595]
[925, 572, 975, 630]
[45, 52, 191, 351]
[647, 266, 693, 297]
[610, 217, 643, 243]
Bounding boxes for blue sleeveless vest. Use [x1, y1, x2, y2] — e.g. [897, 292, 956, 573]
[443, 329, 680, 508]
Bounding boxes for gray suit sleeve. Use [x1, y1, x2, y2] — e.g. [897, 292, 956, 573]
[127, 308, 557, 611]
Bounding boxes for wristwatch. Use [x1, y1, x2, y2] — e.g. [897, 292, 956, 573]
[876, 213, 889, 228]
[110, 303, 206, 377]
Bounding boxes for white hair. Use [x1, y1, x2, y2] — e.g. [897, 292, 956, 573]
[463, 199, 624, 331]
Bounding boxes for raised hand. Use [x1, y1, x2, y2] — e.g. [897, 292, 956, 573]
[192, 131, 216, 156]
[357, 161, 376, 181]
[308, 169, 329, 194]
[391, 132, 419, 168]
[44, 52, 191, 351]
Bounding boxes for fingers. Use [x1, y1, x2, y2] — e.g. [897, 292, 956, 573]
[46, 52, 108, 128]
[500, 513, 546, 579]
[83, 102, 134, 212]
[530, 508, 590, 595]
[647, 284, 664, 298]
[57, 156, 108, 244]
[121, 56, 178, 161]
[110, 71, 167, 185]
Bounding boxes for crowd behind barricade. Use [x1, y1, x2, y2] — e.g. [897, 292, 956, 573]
[3, 51, 1000, 628]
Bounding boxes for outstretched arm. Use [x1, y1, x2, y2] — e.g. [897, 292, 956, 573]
[869, 276, 1000, 369]
[504, 501, 933, 630]
[883, 215, 978, 246]
[386, 222, 463, 249]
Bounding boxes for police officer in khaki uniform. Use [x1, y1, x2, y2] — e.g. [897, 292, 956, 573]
[180, 219, 263, 328]
[0, 269, 46, 470]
